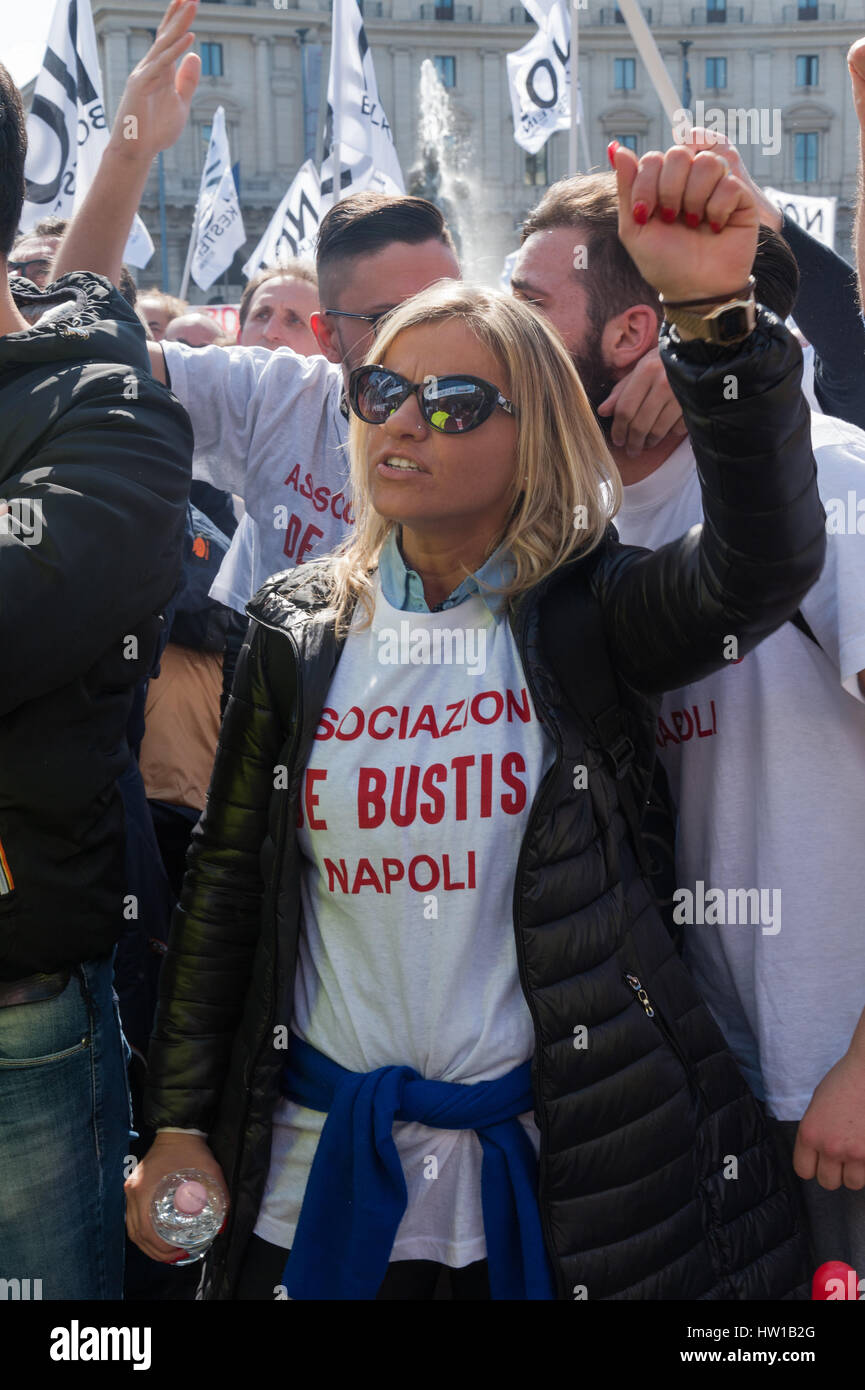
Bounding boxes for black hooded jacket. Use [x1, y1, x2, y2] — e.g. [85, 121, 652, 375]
[0, 272, 192, 979]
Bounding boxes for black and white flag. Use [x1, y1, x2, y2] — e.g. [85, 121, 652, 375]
[21, 0, 153, 267]
[242, 160, 321, 281]
[507, 0, 584, 155]
[189, 107, 246, 292]
[319, 0, 404, 213]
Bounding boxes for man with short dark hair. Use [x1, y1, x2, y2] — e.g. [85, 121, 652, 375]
[0, 60, 192, 1297]
[513, 159, 865, 1274]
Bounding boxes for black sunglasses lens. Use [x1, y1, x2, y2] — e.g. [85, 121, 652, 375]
[421, 378, 491, 433]
[353, 369, 409, 424]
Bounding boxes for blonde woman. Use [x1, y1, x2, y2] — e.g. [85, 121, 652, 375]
[127, 144, 824, 1300]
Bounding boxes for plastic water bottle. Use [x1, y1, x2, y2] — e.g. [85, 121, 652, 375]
[150, 1169, 227, 1265]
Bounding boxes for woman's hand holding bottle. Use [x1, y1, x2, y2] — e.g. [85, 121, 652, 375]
[125, 1132, 230, 1263]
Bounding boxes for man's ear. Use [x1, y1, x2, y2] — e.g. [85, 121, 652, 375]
[602, 305, 661, 370]
[310, 311, 342, 364]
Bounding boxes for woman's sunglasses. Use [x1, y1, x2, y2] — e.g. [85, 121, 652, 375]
[348, 365, 516, 435]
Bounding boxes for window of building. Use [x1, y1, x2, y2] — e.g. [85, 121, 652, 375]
[201, 42, 223, 77]
[705, 56, 727, 88]
[525, 149, 549, 186]
[615, 133, 639, 152]
[614, 58, 636, 91]
[434, 55, 456, 88]
[707, 0, 726, 21]
[435, 0, 455, 17]
[202, 123, 212, 146]
[797, 0, 819, 17]
[794, 131, 819, 182]
[796, 54, 819, 86]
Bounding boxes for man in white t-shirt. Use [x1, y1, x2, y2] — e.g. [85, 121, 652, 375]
[512, 171, 865, 1271]
[152, 194, 461, 604]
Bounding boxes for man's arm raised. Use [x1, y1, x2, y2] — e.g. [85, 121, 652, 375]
[53, 0, 200, 360]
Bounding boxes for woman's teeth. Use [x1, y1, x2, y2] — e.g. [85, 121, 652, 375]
[385, 458, 422, 471]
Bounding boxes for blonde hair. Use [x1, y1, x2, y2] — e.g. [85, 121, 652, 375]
[325, 281, 621, 636]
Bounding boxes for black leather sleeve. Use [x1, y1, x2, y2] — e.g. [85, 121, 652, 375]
[143, 622, 290, 1132]
[596, 309, 827, 696]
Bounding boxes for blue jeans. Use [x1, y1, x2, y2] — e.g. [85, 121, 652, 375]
[0, 955, 132, 1299]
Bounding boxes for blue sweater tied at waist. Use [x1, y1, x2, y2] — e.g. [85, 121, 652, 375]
[278, 1032, 556, 1300]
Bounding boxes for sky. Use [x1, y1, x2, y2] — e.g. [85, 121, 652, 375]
[4, 0, 60, 90]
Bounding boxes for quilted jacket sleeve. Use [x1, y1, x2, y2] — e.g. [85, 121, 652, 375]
[143, 619, 292, 1132]
[596, 308, 827, 696]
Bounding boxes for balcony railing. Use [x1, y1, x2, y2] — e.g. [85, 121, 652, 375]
[782, 1, 834, 16]
[418, 3, 473, 18]
[690, 5, 746, 20]
[599, 5, 652, 21]
[359, 0, 384, 13]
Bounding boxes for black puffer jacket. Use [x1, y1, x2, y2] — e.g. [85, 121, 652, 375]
[0, 272, 192, 978]
[146, 312, 825, 1299]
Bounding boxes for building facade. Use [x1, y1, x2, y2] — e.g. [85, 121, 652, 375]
[86, 0, 863, 296]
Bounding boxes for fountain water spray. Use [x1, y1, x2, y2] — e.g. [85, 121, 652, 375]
[410, 60, 489, 284]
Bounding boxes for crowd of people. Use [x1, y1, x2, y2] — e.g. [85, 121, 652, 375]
[2, 0, 865, 1304]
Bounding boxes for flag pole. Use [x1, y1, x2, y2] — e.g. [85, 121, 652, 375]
[568, 0, 579, 176]
[616, 0, 687, 132]
[179, 195, 200, 301]
[331, 0, 345, 203]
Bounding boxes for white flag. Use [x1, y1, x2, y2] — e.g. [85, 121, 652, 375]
[507, 0, 582, 155]
[319, 0, 404, 213]
[763, 188, 836, 251]
[242, 160, 321, 281]
[190, 107, 246, 292]
[21, 0, 153, 268]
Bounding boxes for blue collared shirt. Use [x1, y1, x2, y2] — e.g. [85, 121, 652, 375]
[378, 526, 514, 623]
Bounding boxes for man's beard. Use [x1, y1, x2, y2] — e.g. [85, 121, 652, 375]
[570, 328, 617, 442]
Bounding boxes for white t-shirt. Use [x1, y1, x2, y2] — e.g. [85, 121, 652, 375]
[255, 578, 557, 1263]
[615, 413, 865, 1120]
[161, 342, 351, 605]
[209, 510, 257, 615]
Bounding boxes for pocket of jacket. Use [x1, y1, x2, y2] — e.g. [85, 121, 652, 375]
[623, 971, 700, 1103]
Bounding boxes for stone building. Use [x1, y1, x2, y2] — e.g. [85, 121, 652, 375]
[82, 0, 863, 294]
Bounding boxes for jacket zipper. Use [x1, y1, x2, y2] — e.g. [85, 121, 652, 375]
[623, 972, 698, 1093]
[223, 617, 304, 1267]
[511, 608, 567, 1300]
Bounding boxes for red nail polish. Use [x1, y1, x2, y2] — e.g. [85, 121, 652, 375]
[607, 140, 620, 168]
[710, 221, 722, 234]
[685, 212, 700, 229]
[659, 206, 677, 223]
[633, 201, 649, 225]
